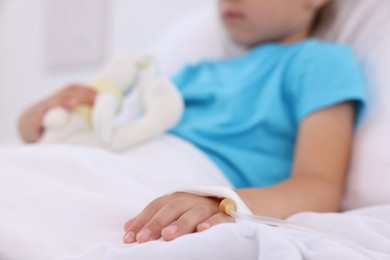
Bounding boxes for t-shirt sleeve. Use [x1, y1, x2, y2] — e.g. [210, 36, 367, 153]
[286, 42, 367, 126]
[170, 66, 189, 88]
[170, 62, 206, 90]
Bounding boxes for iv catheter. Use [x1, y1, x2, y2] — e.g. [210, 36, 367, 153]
[219, 198, 379, 259]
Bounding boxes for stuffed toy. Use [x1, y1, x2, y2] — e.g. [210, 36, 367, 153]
[39, 54, 184, 152]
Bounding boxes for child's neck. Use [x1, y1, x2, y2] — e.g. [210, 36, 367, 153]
[279, 28, 311, 44]
[247, 28, 311, 49]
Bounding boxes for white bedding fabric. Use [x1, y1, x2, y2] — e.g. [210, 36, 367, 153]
[0, 140, 389, 260]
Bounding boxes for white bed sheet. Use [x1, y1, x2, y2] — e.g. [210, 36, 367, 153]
[0, 138, 389, 260]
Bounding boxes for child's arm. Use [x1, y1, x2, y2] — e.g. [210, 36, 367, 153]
[237, 101, 354, 218]
[123, 102, 354, 243]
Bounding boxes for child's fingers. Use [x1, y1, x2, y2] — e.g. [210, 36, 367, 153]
[62, 90, 96, 107]
[57, 84, 97, 107]
[196, 213, 234, 232]
[161, 204, 216, 241]
[65, 90, 96, 105]
[123, 217, 136, 232]
[60, 83, 95, 96]
[123, 195, 173, 243]
[134, 197, 195, 243]
[44, 91, 94, 111]
[45, 96, 75, 110]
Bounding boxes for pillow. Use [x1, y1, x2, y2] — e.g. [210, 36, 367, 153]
[149, 3, 245, 77]
[150, 0, 390, 210]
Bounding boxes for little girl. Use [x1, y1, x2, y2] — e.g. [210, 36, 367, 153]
[19, 0, 366, 245]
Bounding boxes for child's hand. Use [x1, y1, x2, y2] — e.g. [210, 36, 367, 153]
[123, 192, 234, 244]
[18, 84, 96, 143]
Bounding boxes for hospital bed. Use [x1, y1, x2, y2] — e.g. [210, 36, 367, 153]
[0, 0, 390, 259]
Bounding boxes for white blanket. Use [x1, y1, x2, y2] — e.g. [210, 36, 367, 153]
[0, 136, 389, 260]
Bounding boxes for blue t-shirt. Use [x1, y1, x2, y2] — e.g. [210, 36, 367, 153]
[169, 39, 366, 188]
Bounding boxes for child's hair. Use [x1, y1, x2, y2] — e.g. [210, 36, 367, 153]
[311, 1, 335, 35]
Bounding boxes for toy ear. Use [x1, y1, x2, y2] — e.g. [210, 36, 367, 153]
[109, 78, 184, 152]
[99, 54, 141, 91]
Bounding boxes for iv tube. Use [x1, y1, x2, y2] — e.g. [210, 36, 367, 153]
[219, 198, 379, 259]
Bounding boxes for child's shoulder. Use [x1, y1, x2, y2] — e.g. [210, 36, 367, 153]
[289, 38, 357, 64]
[171, 39, 358, 83]
[238, 38, 357, 70]
[270, 38, 360, 82]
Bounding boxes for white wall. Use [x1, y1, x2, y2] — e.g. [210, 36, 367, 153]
[0, 0, 209, 145]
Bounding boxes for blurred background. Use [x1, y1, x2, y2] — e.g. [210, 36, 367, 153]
[0, 0, 209, 145]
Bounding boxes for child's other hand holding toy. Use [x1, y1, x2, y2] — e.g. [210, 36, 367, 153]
[18, 84, 96, 143]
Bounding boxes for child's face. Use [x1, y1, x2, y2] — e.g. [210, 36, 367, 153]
[218, 0, 329, 47]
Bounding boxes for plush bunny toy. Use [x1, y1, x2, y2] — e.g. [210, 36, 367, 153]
[39, 54, 184, 152]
